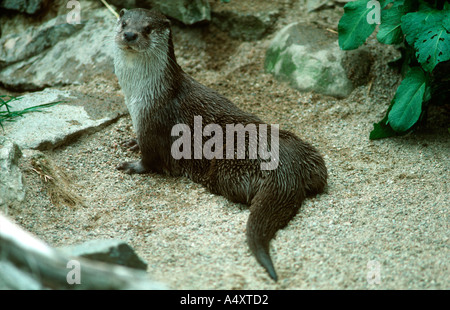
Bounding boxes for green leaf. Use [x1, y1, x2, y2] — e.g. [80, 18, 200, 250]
[370, 121, 397, 140]
[401, 8, 450, 72]
[388, 67, 428, 132]
[416, 24, 450, 72]
[370, 100, 397, 140]
[401, 3, 440, 45]
[338, 0, 378, 50]
[380, 0, 395, 8]
[377, 0, 414, 45]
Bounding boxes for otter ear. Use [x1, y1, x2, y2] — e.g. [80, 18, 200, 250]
[119, 8, 127, 18]
[163, 18, 171, 28]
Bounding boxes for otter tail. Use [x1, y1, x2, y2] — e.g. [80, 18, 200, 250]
[246, 191, 303, 282]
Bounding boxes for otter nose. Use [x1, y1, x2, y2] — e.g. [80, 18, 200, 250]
[124, 32, 137, 42]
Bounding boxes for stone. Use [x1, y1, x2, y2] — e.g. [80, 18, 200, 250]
[0, 261, 43, 290]
[0, 137, 25, 208]
[0, 0, 47, 15]
[107, 0, 138, 9]
[59, 239, 148, 271]
[0, 8, 116, 91]
[307, 0, 331, 12]
[147, 0, 211, 25]
[0, 214, 167, 289]
[211, 1, 280, 41]
[0, 88, 126, 151]
[0, 15, 83, 69]
[265, 23, 372, 98]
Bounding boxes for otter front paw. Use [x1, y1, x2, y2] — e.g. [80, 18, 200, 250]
[121, 139, 140, 152]
[116, 160, 149, 174]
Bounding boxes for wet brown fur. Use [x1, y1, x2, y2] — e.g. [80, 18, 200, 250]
[114, 8, 327, 281]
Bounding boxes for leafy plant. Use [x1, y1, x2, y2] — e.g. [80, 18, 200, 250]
[0, 95, 61, 130]
[338, 0, 450, 139]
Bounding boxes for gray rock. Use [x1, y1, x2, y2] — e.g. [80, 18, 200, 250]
[60, 239, 148, 271]
[265, 23, 371, 98]
[307, 0, 331, 12]
[0, 261, 44, 290]
[0, 88, 126, 151]
[107, 0, 138, 9]
[0, 214, 167, 289]
[146, 0, 211, 25]
[0, 15, 83, 69]
[211, 3, 279, 41]
[100, 0, 211, 25]
[0, 8, 116, 91]
[0, 0, 47, 15]
[0, 137, 25, 208]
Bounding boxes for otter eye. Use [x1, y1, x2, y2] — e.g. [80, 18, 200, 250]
[122, 20, 127, 27]
[144, 26, 152, 34]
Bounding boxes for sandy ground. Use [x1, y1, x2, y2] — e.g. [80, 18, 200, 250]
[5, 1, 449, 289]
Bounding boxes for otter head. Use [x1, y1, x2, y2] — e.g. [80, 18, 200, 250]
[115, 8, 172, 55]
[114, 9, 181, 105]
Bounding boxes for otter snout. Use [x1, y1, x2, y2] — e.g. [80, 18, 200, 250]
[124, 32, 138, 42]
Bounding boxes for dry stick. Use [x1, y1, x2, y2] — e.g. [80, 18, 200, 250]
[326, 28, 338, 34]
[367, 78, 374, 97]
[31, 167, 54, 182]
[100, 0, 119, 19]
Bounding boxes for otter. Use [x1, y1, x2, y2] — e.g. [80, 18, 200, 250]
[114, 8, 327, 281]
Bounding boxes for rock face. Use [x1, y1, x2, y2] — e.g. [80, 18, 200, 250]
[0, 137, 25, 208]
[210, 1, 280, 41]
[0, 0, 48, 15]
[265, 23, 372, 98]
[0, 89, 126, 151]
[146, 0, 211, 25]
[0, 8, 116, 91]
[0, 15, 83, 69]
[109, 0, 211, 25]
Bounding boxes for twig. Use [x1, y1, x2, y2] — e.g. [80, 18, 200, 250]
[31, 167, 54, 183]
[367, 78, 374, 96]
[326, 28, 338, 34]
[100, 0, 119, 19]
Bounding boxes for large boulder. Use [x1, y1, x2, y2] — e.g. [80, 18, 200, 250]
[210, 1, 280, 41]
[0, 0, 48, 15]
[0, 15, 82, 69]
[0, 8, 116, 91]
[143, 0, 211, 25]
[0, 88, 126, 151]
[265, 23, 373, 98]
